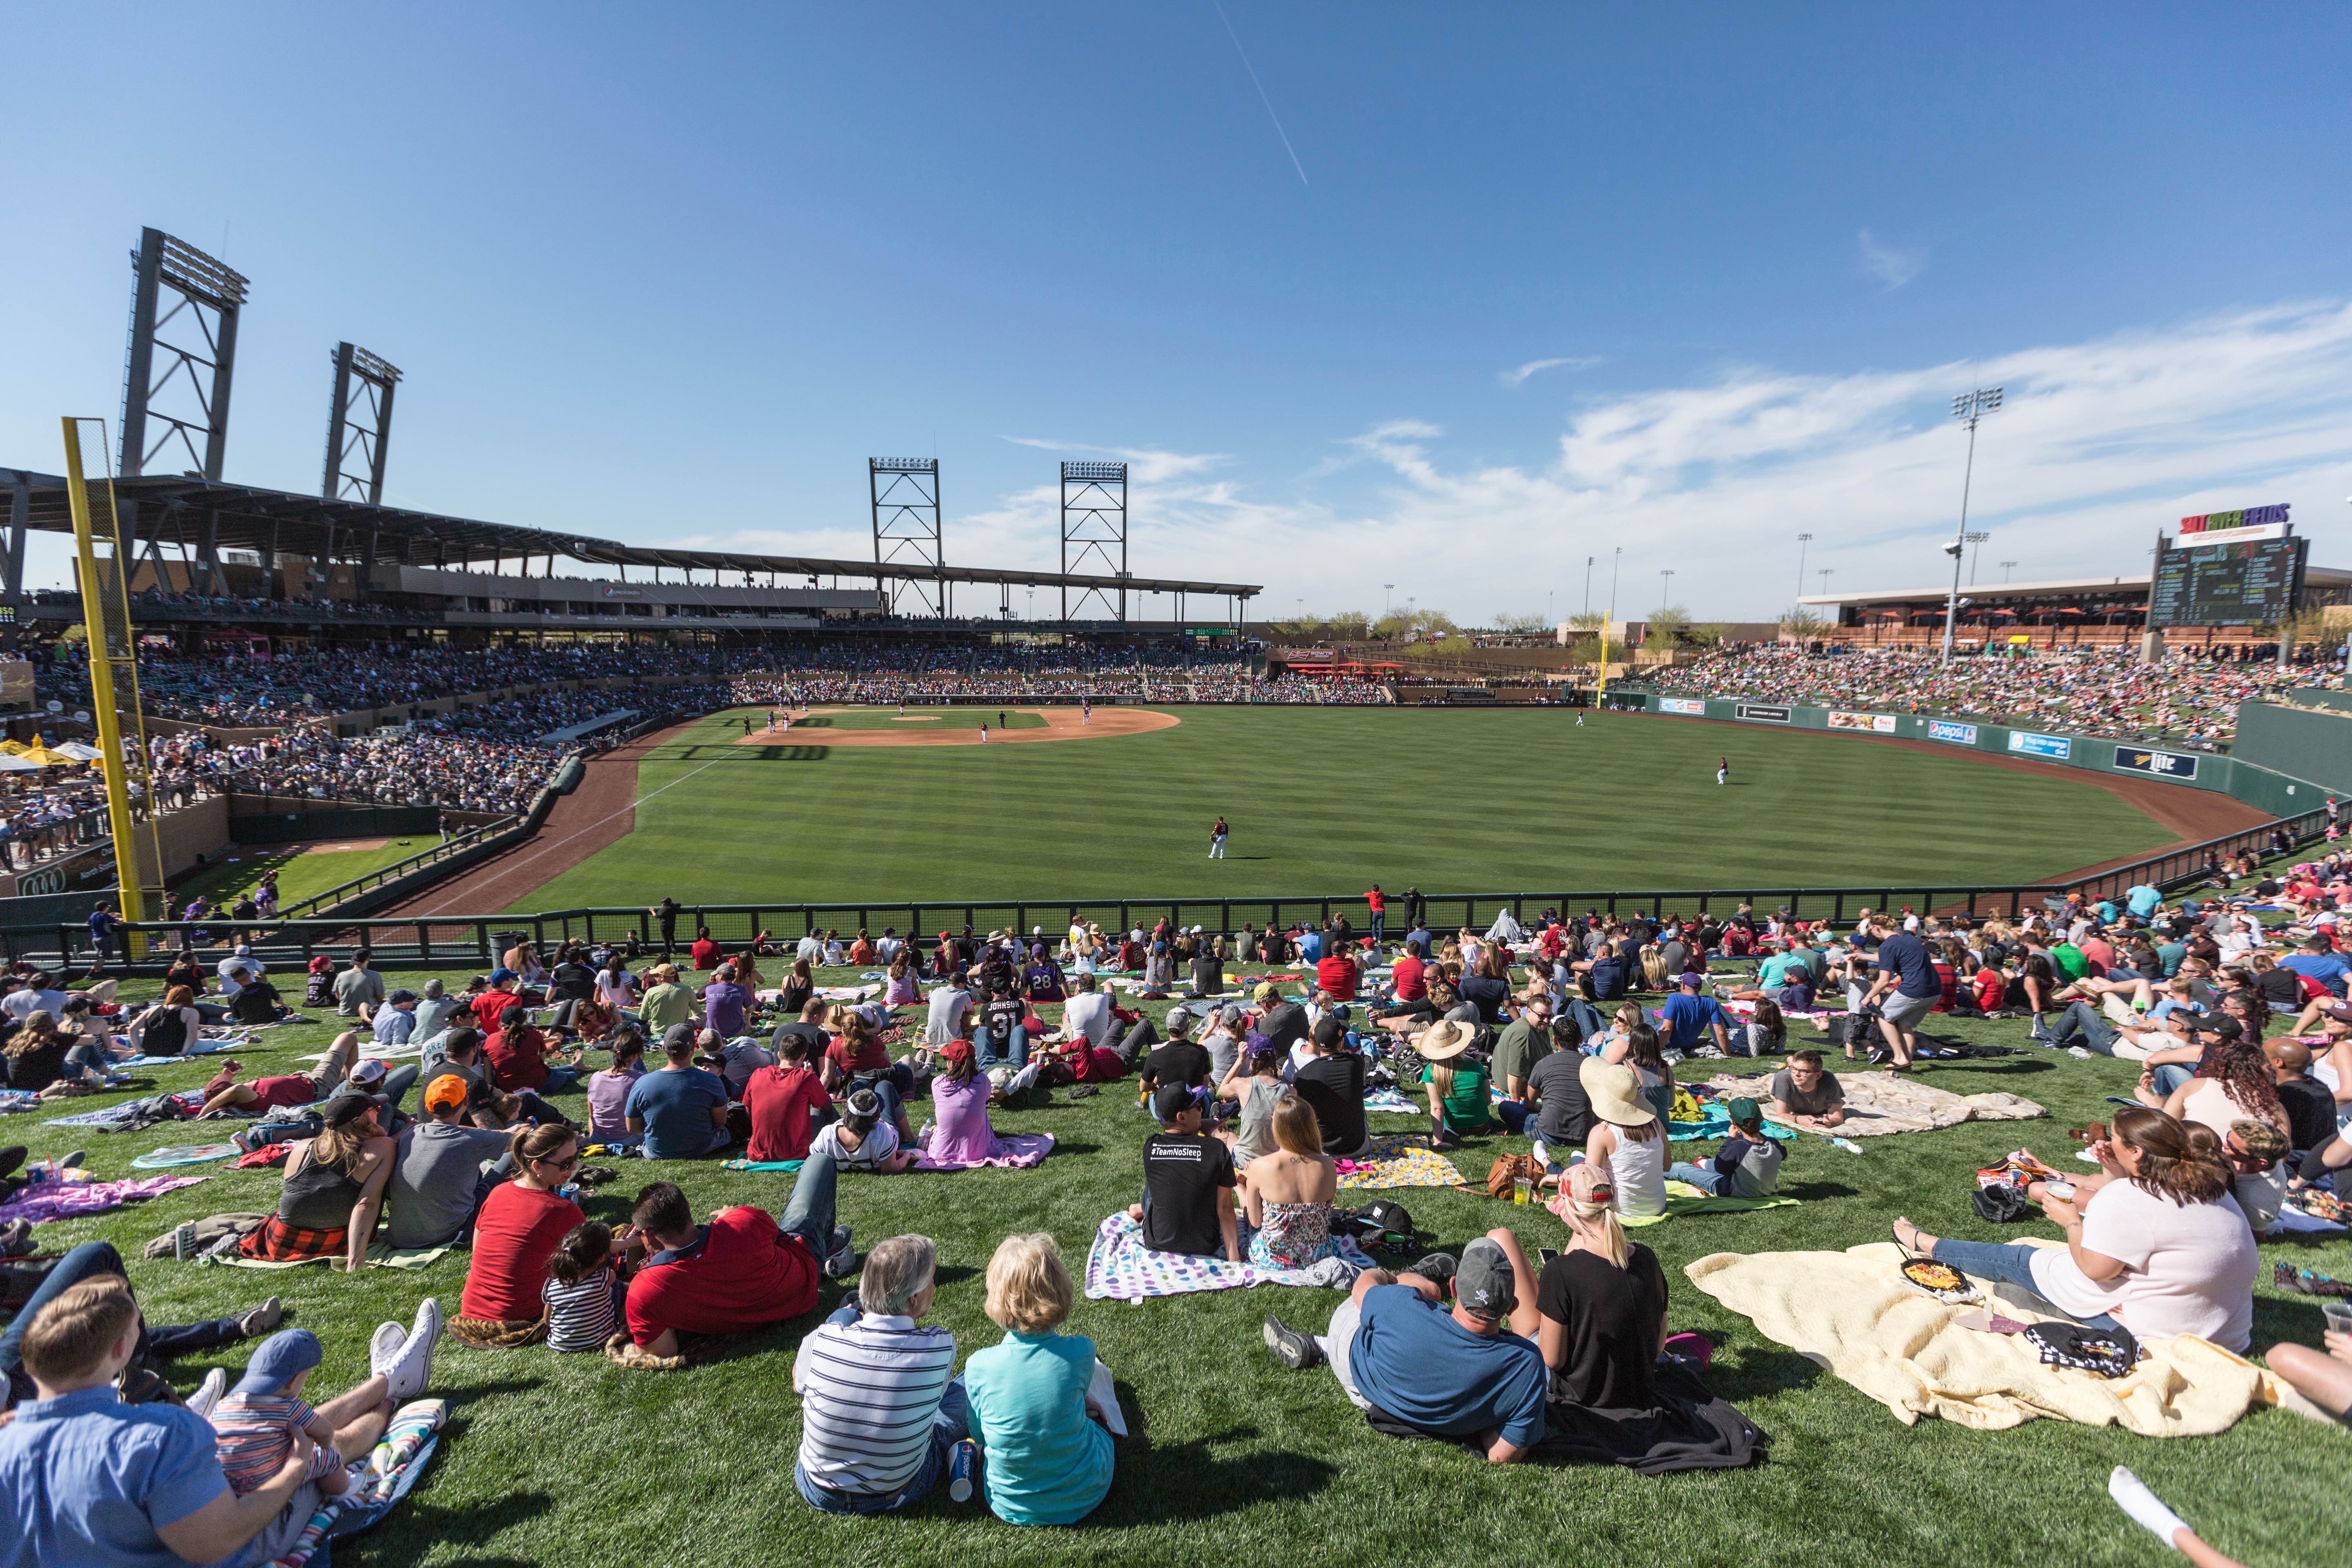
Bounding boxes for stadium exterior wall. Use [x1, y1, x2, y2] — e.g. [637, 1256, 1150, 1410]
[2230, 700, 2352, 799]
[1634, 690, 2328, 817]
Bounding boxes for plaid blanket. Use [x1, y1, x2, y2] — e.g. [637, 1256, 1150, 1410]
[1334, 1134, 1470, 1192]
[0, 1174, 207, 1225]
[1082, 1212, 1373, 1301]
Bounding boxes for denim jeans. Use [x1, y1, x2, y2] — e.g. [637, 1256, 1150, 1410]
[2041, 1000, 2117, 1054]
[540, 1064, 579, 1094]
[2149, 1064, 2195, 1097]
[972, 1023, 1027, 1069]
[1666, 1160, 1723, 1194]
[794, 1364, 970, 1512]
[1, 1241, 247, 1406]
[778, 1137, 842, 1260]
[378, 1063, 421, 1112]
[1370, 913, 1385, 941]
[1926, 1237, 2119, 1330]
[1495, 1099, 1533, 1136]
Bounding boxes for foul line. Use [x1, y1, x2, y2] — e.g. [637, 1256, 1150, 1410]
[405, 743, 746, 918]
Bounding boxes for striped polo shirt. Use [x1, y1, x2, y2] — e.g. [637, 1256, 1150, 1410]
[792, 1313, 958, 1496]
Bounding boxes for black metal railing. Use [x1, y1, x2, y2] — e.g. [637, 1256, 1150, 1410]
[16, 807, 2322, 975]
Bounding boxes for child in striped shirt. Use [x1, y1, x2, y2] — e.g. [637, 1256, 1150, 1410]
[543, 1221, 631, 1352]
[210, 1329, 382, 1496]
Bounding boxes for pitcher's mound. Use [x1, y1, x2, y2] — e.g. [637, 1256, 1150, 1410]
[735, 707, 1180, 748]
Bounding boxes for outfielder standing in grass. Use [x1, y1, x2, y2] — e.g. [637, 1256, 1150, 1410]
[1209, 816, 1228, 859]
[1717, 755, 1729, 786]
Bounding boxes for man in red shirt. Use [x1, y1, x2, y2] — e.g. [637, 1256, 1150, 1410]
[1365, 884, 1387, 943]
[742, 1031, 832, 1162]
[690, 927, 722, 971]
[470, 974, 521, 1035]
[1316, 946, 1361, 1006]
[624, 1166, 850, 1356]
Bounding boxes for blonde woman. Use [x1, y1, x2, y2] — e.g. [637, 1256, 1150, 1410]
[962, 1234, 1116, 1526]
[1540, 1161, 1674, 1408]
[1578, 1058, 1666, 1220]
[1637, 944, 1668, 993]
[1242, 1095, 1339, 1269]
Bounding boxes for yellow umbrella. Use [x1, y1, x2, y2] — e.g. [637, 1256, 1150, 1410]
[0, 740, 28, 756]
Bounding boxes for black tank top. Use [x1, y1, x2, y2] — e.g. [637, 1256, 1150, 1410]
[281, 1149, 365, 1229]
[143, 1007, 188, 1056]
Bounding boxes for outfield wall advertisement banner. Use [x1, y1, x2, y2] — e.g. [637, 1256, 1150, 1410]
[1827, 710, 1896, 733]
[1927, 719, 1980, 745]
[1737, 704, 1791, 723]
[2115, 746, 2199, 780]
[1659, 697, 1706, 715]
[2008, 731, 2072, 760]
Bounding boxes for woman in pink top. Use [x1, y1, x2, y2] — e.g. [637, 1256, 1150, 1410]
[919, 1039, 1029, 1167]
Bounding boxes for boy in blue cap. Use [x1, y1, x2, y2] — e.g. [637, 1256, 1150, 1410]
[208, 1329, 390, 1498]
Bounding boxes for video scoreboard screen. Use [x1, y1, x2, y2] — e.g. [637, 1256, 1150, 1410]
[2148, 535, 2307, 628]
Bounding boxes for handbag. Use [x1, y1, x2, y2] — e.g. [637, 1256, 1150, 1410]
[1486, 1153, 1545, 1200]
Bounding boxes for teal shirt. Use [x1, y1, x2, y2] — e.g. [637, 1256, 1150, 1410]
[962, 1329, 1114, 1526]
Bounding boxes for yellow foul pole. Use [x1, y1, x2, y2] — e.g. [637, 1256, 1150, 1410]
[58, 418, 147, 940]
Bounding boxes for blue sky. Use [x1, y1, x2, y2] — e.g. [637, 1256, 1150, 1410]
[6, 3, 2351, 621]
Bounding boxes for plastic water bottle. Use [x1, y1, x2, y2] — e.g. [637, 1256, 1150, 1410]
[1832, 1136, 1863, 1155]
[947, 1439, 979, 1502]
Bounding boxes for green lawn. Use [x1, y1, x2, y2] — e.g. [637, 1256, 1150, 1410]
[177, 840, 436, 911]
[514, 707, 2177, 913]
[7, 969, 2346, 1568]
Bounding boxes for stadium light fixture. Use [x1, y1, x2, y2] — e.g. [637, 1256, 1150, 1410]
[1964, 529, 1991, 585]
[1796, 533, 1813, 599]
[1941, 386, 2002, 664]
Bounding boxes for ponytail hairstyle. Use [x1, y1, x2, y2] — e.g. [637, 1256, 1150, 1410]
[2199, 1036, 2286, 1128]
[545, 1221, 613, 1286]
[2110, 1104, 2232, 1206]
[1563, 1183, 1632, 1269]
[606, 1029, 644, 1073]
[508, 1120, 578, 1177]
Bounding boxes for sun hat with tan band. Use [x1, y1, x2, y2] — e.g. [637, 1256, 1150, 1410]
[1415, 1020, 1478, 1062]
[1577, 1056, 1657, 1125]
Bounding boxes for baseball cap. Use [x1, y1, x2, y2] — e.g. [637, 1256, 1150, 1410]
[231, 1328, 323, 1398]
[1164, 1004, 1193, 1032]
[387, 988, 418, 1004]
[1568, 1162, 1616, 1207]
[346, 1058, 387, 1086]
[2202, 1015, 2244, 1040]
[661, 1022, 698, 1051]
[323, 1092, 386, 1128]
[2324, 1001, 2352, 1026]
[1726, 1096, 1762, 1130]
[423, 1074, 470, 1114]
[1454, 1236, 1518, 1318]
[1152, 1082, 1196, 1121]
[488, 967, 517, 984]
[1678, 971, 1707, 988]
[1252, 982, 1279, 1004]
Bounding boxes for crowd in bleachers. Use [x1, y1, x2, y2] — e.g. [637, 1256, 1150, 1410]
[1648, 643, 2336, 746]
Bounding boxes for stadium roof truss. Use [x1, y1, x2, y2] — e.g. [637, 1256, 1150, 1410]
[0, 469, 1262, 620]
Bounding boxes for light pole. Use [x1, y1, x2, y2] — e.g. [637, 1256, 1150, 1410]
[1964, 530, 1991, 585]
[1796, 533, 1813, 600]
[1819, 568, 1833, 597]
[2000, 560, 2017, 585]
[1659, 569, 1674, 611]
[1383, 583, 1394, 617]
[1941, 386, 2003, 664]
[1583, 555, 1595, 619]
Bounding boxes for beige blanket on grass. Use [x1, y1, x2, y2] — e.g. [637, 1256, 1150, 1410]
[1685, 1241, 2282, 1435]
[1815, 1070, 2046, 1136]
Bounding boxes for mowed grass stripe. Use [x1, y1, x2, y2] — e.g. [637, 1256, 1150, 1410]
[515, 707, 2176, 911]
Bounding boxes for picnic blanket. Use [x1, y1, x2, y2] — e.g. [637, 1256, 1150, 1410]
[1668, 1108, 1798, 1144]
[113, 1038, 243, 1068]
[1684, 1241, 2283, 1434]
[911, 1132, 1056, 1172]
[1335, 1134, 1470, 1191]
[722, 1158, 805, 1173]
[0, 1174, 207, 1225]
[1082, 1211, 1374, 1301]
[42, 1092, 205, 1129]
[1363, 1085, 1419, 1114]
[203, 1243, 453, 1272]
[1711, 1070, 2045, 1137]
[1589, 1179, 1800, 1227]
[0, 1090, 40, 1114]
[130, 1143, 243, 1169]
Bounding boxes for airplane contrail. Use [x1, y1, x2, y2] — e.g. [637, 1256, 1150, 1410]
[1212, 0, 1308, 186]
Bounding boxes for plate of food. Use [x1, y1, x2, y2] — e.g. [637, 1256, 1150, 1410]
[1899, 1257, 1983, 1305]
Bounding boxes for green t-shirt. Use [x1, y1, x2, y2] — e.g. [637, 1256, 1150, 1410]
[1421, 1059, 1492, 1133]
[1490, 1018, 1551, 1094]
[639, 982, 696, 1032]
[2049, 944, 2088, 980]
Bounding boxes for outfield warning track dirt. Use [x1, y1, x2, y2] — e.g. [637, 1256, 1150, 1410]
[732, 705, 1179, 748]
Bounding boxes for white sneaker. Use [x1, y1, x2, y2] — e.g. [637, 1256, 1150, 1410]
[384, 1298, 442, 1404]
[186, 1367, 227, 1423]
[368, 1321, 407, 1385]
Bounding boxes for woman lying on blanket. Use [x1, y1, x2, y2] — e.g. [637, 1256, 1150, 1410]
[240, 1094, 397, 1271]
[1240, 1094, 1339, 1269]
[1893, 1105, 2259, 1352]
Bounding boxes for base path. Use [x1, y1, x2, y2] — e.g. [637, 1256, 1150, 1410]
[377, 719, 698, 918]
[733, 705, 1180, 748]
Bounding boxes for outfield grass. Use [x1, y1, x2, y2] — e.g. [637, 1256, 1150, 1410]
[514, 707, 2177, 912]
[8, 968, 2345, 1568]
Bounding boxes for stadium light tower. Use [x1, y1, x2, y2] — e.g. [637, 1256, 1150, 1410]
[1796, 533, 1813, 599]
[1819, 567, 1833, 597]
[2000, 559, 2018, 584]
[1964, 530, 1991, 585]
[1940, 386, 2002, 664]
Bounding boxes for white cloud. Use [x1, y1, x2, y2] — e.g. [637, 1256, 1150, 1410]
[1859, 229, 1926, 291]
[1499, 355, 1602, 388]
[677, 301, 2352, 626]
[999, 437, 1229, 486]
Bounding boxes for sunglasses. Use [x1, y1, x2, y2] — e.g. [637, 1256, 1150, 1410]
[534, 1151, 581, 1171]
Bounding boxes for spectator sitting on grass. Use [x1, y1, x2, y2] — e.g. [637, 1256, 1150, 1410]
[636, 964, 696, 1036]
[587, 1029, 649, 1145]
[817, 1087, 918, 1173]
[1264, 1231, 1547, 1465]
[454, 1124, 586, 1347]
[961, 1232, 1116, 1526]
[1241, 1094, 1339, 1270]
[372, 987, 420, 1049]
[238, 1093, 397, 1271]
[792, 1234, 964, 1514]
[334, 949, 385, 1024]
[1666, 1096, 1784, 1197]
[1416, 1019, 1496, 1151]
[1291, 1012, 1370, 1159]
[487, 1004, 578, 1095]
[196, 1029, 359, 1119]
[625, 1025, 732, 1160]
[1128, 1082, 1239, 1258]
[388, 1074, 518, 1250]
[208, 1327, 401, 1504]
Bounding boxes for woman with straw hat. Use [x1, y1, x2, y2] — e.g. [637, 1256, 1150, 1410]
[1577, 1058, 1667, 1221]
[1414, 1020, 1496, 1151]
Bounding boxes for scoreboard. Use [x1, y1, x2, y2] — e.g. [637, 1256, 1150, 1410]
[2148, 535, 2307, 628]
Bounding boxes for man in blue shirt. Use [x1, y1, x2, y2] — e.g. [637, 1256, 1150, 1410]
[0, 1276, 315, 1568]
[1659, 973, 1732, 1055]
[2279, 935, 2352, 999]
[626, 1025, 733, 1158]
[1862, 919, 1943, 1069]
[2125, 883, 2163, 920]
[1277, 1229, 1547, 1462]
